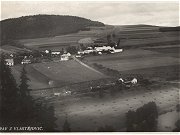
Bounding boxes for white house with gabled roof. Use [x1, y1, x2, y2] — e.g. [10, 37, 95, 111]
[5, 59, 14, 66]
[61, 53, 71, 61]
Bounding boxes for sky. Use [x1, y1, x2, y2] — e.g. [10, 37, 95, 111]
[1, 1, 179, 26]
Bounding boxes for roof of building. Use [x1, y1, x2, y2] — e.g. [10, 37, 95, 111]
[5, 59, 14, 63]
[61, 53, 71, 56]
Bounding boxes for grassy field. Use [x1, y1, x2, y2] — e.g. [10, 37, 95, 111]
[11, 60, 107, 89]
[144, 45, 180, 58]
[84, 49, 179, 72]
[0, 45, 32, 54]
[158, 110, 179, 131]
[18, 25, 114, 50]
[53, 82, 179, 131]
[11, 65, 51, 89]
[32, 60, 107, 84]
[18, 25, 180, 51]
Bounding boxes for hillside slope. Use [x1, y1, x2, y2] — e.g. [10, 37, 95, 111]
[0, 15, 104, 42]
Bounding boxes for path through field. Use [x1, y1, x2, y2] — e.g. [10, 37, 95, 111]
[72, 56, 105, 76]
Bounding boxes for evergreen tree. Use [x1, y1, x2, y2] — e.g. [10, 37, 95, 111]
[126, 102, 158, 131]
[19, 65, 30, 97]
[173, 119, 180, 131]
[0, 54, 20, 126]
[18, 65, 34, 126]
[66, 46, 78, 54]
[176, 104, 180, 112]
[0, 54, 57, 131]
[63, 115, 71, 132]
[18, 65, 57, 131]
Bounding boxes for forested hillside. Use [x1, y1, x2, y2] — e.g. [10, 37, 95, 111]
[0, 15, 104, 43]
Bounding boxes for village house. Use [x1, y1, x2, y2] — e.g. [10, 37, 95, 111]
[51, 51, 61, 55]
[51, 51, 61, 57]
[83, 47, 94, 54]
[10, 54, 14, 58]
[45, 50, 50, 54]
[60, 53, 71, 61]
[5, 59, 14, 66]
[94, 46, 112, 52]
[77, 50, 85, 55]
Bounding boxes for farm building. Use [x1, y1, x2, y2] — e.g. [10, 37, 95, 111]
[95, 46, 113, 52]
[78, 45, 123, 55]
[51, 51, 61, 57]
[51, 51, 61, 55]
[61, 53, 71, 61]
[77, 50, 85, 55]
[94, 46, 123, 54]
[5, 59, 14, 66]
[113, 48, 123, 53]
[83, 47, 94, 54]
[45, 50, 50, 54]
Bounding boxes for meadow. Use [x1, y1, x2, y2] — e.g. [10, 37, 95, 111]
[11, 60, 107, 90]
[84, 49, 179, 72]
[53, 82, 179, 131]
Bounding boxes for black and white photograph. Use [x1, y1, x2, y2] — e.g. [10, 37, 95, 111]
[0, 0, 179, 132]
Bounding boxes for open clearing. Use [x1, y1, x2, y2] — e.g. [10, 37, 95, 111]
[144, 45, 180, 58]
[84, 49, 179, 72]
[32, 60, 107, 85]
[11, 60, 107, 89]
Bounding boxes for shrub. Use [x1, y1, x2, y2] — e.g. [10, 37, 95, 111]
[126, 102, 158, 131]
[176, 104, 180, 112]
[173, 119, 180, 131]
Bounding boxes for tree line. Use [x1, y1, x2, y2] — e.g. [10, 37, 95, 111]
[1, 15, 104, 44]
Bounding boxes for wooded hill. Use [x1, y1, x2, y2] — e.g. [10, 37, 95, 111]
[0, 15, 104, 42]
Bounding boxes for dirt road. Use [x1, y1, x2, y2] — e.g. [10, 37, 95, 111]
[72, 56, 106, 76]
